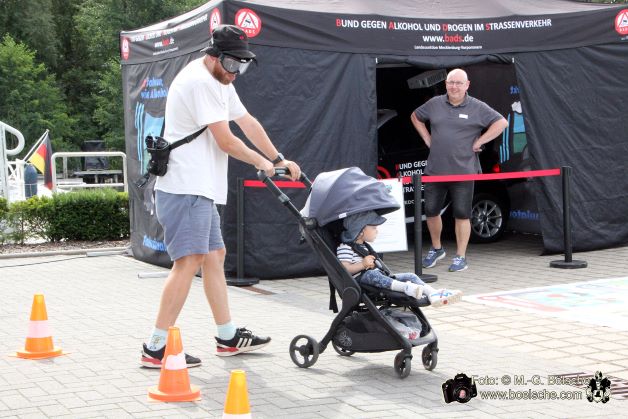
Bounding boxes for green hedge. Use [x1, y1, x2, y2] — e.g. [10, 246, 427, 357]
[0, 189, 129, 244]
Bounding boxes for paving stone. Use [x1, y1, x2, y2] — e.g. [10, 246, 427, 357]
[0, 236, 627, 417]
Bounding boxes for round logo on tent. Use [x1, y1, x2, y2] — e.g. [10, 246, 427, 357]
[210, 8, 221, 33]
[121, 37, 130, 60]
[616, 9, 628, 35]
[235, 8, 262, 38]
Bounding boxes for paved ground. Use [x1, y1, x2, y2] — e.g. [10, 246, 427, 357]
[1, 233, 627, 418]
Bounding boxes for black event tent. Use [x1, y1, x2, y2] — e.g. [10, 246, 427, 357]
[120, 0, 628, 278]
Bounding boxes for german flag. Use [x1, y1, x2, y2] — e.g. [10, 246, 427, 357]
[28, 133, 53, 189]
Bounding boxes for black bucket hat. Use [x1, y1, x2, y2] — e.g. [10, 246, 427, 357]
[201, 24, 256, 60]
[340, 210, 387, 243]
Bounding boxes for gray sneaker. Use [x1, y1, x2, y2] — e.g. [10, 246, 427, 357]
[422, 247, 446, 268]
[449, 256, 468, 272]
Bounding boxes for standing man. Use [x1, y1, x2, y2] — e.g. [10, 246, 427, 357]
[141, 24, 302, 368]
[411, 68, 508, 272]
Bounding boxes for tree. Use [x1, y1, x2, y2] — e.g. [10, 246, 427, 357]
[0, 35, 75, 155]
[76, 0, 205, 151]
[0, 0, 59, 70]
[75, 0, 205, 66]
[93, 59, 125, 151]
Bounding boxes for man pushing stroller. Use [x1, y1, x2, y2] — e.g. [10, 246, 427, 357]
[337, 210, 463, 307]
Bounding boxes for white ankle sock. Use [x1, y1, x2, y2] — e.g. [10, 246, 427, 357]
[423, 284, 437, 296]
[391, 280, 407, 292]
[391, 280, 423, 298]
[147, 327, 168, 351]
[217, 322, 237, 340]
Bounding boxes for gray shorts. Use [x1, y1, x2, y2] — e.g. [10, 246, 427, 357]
[155, 190, 225, 261]
[424, 181, 474, 219]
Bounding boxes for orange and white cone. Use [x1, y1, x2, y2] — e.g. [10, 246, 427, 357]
[16, 294, 64, 359]
[223, 370, 251, 418]
[148, 327, 200, 402]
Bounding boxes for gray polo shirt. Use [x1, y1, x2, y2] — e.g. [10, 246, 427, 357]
[414, 94, 503, 175]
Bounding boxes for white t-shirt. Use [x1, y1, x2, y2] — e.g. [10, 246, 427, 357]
[155, 58, 247, 204]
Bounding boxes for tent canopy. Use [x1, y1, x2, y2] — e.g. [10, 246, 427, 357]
[120, 1, 628, 278]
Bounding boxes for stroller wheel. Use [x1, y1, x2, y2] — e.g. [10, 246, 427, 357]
[421, 345, 438, 371]
[394, 352, 412, 379]
[289, 335, 319, 368]
[332, 341, 355, 357]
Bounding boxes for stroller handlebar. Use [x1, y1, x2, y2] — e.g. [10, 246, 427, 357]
[256, 167, 311, 219]
[257, 167, 312, 187]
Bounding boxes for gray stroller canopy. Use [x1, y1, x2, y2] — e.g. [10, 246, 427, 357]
[301, 167, 400, 227]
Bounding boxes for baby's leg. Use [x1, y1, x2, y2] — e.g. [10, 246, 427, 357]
[393, 272, 425, 286]
[359, 269, 393, 289]
[360, 270, 422, 298]
[394, 272, 437, 297]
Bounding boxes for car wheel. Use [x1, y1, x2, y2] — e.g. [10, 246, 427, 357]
[470, 193, 508, 243]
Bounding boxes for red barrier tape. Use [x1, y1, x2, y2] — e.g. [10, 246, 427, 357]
[243, 180, 306, 188]
[401, 168, 561, 184]
[243, 169, 560, 188]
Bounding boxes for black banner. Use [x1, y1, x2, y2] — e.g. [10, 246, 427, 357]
[122, 55, 200, 267]
[122, 1, 628, 63]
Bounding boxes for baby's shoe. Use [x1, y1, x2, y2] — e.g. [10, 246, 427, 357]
[428, 289, 463, 308]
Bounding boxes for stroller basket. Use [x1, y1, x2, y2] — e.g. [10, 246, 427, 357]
[258, 167, 438, 378]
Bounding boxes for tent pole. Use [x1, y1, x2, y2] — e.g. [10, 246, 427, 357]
[226, 177, 260, 286]
[413, 173, 437, 283]
[550, 166, 587, 269]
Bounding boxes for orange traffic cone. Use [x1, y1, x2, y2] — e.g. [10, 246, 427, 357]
[16, 294, 64, 359]
[148, 327, 200, 402]
[223, 370, 251, 418]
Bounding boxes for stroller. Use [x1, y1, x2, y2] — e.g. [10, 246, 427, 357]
[259, 166, 438, 378]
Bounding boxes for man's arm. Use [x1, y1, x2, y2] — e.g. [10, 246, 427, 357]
[472, 118, 509, 152]
[410, 112, 432, 148]
[208, 120, 275, 175]
[234, 113, 301, 180]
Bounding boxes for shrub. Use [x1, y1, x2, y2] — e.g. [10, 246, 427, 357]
[4, 196, 55, 243]
[49, 189, 129, 241]
[0, 189, 129, 244]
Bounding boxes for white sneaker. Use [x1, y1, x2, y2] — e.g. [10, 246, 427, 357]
[428, 289, 463, 308]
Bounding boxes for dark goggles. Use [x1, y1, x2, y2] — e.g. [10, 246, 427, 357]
[219, 54, 252, 75]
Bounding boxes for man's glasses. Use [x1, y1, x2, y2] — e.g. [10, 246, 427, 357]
[446, 80, 467, 87]
[219, 54, 252, 75]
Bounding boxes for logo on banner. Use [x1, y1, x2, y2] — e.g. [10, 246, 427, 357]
[154, 37, 175, 49]
[121, 37, 130, 60]
[210, 8, 221, 33]
[235, 8, 262, 37]
[616, 9, 628, 35]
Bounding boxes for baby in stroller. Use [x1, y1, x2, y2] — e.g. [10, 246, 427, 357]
[262, 166, 457, 376]
[337, 210, 462, 308]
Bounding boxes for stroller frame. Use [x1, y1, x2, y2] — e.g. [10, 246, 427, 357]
[259, 169, 438, 378]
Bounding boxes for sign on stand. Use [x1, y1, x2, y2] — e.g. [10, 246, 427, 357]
[371, 178, 407, 253]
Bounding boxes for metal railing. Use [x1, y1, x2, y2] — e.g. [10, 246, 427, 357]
[51, 151, 128, 192]
[0, 121, 26, 202]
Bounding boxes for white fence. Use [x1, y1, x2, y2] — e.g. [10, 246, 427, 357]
[51, 151, 128, 193]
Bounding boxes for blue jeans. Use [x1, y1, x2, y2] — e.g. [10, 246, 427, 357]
[358, 270, 424, 290]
